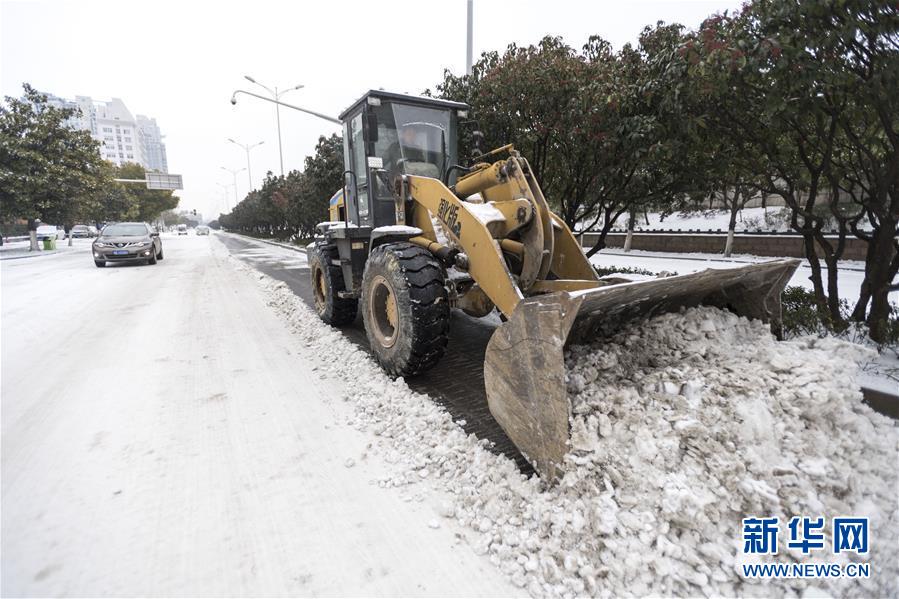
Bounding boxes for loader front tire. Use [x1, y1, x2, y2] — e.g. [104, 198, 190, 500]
[310, 243, 357, 326]
[362, 242, 449, 377]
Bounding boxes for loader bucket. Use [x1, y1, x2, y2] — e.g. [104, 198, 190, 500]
[483, 258, 801, 480]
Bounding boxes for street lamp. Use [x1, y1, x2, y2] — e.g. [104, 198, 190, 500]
[227, 138, 264, 188]
[220, 166, 246, 206]
[466, 0, 473, 76]
[230, 90, 341, 125]
[244, 75, 303, 176]
[216, 182, 232, 211]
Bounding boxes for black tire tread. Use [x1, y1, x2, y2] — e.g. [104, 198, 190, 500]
[310, 243, 357, 326]
[362, 242, 449, 377]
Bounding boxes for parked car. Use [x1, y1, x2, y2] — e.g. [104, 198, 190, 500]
[92, 222, 163, 267]
[177, 224, 188, 235]
[36, 225, 62, 241]
[69, 225, 96, 238]
[195, 225, 210, 236]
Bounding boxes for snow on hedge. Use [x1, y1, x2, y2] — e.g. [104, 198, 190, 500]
[245, 257, 897, 598]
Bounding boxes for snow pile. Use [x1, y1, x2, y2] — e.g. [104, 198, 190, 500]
[237, 247, 897, 597]
[564, 307, 898, 596]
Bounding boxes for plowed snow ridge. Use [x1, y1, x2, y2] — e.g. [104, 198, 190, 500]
[238, 254, 898, 598]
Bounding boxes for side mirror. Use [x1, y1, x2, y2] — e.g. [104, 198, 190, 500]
[150, 231, 159, 237]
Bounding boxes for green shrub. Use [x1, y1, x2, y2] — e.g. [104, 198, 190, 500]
[781, 286, 840, 336]
[781, 285, 898, 348]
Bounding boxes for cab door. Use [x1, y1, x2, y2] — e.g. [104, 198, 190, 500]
[343, 111, 371, 226]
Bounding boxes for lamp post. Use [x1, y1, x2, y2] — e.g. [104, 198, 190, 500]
[466, 0, 473, 76]
[227, 138, 263, 188]
[244, 76, 303, 176]
[220, 166, 245, 206]
[216, 182, 232, 211]
[230, 90, 341, 125]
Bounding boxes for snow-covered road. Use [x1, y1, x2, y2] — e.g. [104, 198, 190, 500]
[0, 234, 516, 596]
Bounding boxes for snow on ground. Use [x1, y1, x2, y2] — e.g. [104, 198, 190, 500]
[1, 234, 516, 597]
[610, 207, 872, 233]
[618, 207, 783, 232]
[0, 237, 94, 260]
[251, 245, 898, 597]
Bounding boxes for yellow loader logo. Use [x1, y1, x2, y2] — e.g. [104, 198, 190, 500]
[437, 197, 462, 238]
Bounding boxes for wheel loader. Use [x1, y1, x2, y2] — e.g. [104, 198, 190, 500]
[311, 90, 800, 480]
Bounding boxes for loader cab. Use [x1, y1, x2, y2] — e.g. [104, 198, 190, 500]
[338, 90, 469, 228]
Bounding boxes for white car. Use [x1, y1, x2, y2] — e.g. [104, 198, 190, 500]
[195, 226, 210, 236]
[176, 224, 188, 235]
[36, 225, 63, 241]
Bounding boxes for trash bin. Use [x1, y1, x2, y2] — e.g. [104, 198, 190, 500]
[43, 238, 56, 250]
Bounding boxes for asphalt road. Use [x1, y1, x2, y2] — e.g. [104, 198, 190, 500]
[217, 233, 534, 472]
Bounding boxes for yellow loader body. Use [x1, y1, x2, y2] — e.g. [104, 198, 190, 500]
[399, 149, 799, 479]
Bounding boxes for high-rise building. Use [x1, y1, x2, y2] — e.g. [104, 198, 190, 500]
[136, 115, 168, 173]
[42, 91, 168, 172]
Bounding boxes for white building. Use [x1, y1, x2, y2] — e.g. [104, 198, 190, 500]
[136, 115, 168, 173]
[43, 91, 168, 172]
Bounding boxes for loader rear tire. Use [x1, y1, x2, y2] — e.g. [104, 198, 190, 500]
[362, 242, 449, 377]
[310, 243, 357, 326]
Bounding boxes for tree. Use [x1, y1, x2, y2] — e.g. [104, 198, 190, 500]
[0, 83, 107, 248]
[115, 163, 179, 222]
[219, 134, 342, 242]
[579, 24, 700, 256]
[434, 32, 695, 254]
[291, 134, 343, 239]
[680, 0, 898, 341]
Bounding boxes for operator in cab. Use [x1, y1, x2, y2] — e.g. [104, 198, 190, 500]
[385, 125, 432, 176]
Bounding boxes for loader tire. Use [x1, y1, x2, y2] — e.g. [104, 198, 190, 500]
[310, 243, 357, 326]
[362, 242, 449, 377]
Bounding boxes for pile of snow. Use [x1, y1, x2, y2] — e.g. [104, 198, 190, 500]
[564, 307, 897, 596]
[241, 250, 896, 596]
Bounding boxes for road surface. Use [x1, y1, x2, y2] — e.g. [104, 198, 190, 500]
[216, 233, 533, 471]
[1, 234, 517, 597]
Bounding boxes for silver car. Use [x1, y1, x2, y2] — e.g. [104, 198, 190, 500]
[92, 222, 163, 267]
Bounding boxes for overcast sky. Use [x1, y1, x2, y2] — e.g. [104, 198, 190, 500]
[2, 0, 740, 221]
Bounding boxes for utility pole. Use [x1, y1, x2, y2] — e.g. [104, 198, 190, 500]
[466, 0, 473, 76]
[227, 138, 263, 189]
[220, 166, 245, 206]
[216, 182, 232, 211]
[243, 76, 304, 177]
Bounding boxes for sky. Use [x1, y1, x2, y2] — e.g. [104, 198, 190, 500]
[1, 0, 742, 222]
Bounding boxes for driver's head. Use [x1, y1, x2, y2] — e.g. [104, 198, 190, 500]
[400, 127, 420, 148]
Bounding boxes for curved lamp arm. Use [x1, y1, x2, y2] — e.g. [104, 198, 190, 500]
[230, 89, 340, 125]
